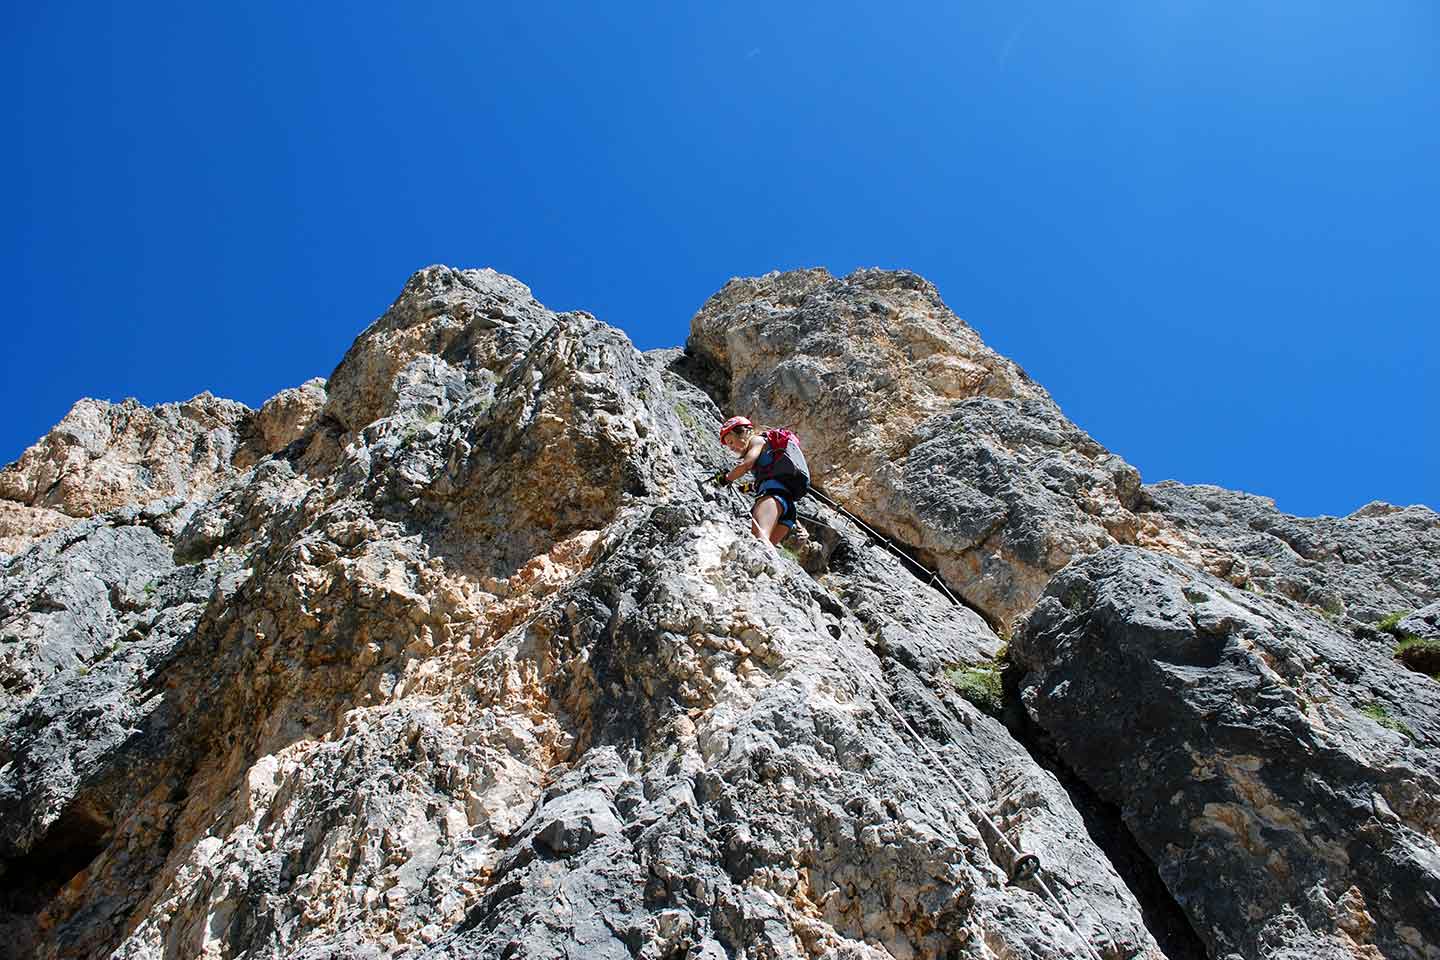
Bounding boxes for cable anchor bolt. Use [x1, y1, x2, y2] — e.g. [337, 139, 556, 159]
[1009, 853, 1041, 885]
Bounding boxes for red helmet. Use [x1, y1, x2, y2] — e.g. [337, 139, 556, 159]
[719, 416, 752, 441]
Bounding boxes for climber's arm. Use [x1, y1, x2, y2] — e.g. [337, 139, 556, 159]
[725, 436, 766, 484]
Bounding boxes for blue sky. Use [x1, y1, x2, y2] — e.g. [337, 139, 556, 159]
[5, 2, 1436, 516]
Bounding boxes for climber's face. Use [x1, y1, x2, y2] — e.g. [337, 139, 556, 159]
[723, 432, 747, 455]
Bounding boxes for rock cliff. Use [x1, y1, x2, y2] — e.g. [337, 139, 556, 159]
[1, 265, 1435, 960]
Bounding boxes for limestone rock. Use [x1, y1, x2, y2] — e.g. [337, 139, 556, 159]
[0, 500, 74, 558]
[1137, 481, 1440, 624]
[1394, 602, 1440, 677]
[0, 515, 176, 713]
[1012, 546, 1440, 959]
[0, 521, 223, 960]
[0, 393, 263, 556]
[1, 266, 1167, 960]
[4, 263, 1434, 960]
[420, 504, 1164, 960]
[255, 378, 328, 453]
[686, 267, 1143, 628]
[321, 266, 556, 438]
[1398, 602, 1440, 643]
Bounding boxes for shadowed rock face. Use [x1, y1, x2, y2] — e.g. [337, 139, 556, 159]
[0, 264, 1435, 960]
[1012, 547, 1440, 959]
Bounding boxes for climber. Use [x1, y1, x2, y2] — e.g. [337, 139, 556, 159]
[713, 416, 811, 547]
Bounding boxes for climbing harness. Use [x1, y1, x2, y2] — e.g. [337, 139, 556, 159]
[800, 484, 1112, 959]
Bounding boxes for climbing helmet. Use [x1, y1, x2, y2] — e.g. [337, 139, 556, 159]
[719, 416, 753, 441]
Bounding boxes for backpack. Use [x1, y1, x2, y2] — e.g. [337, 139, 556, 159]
[763, 428, 798, 453]
[755, 428, 810, 492]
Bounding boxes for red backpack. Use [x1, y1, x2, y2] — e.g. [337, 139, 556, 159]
[755, 428, 810, 490]
[763, 428, 799, 452]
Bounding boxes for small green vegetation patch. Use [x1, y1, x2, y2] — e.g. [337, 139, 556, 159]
[1373, 609, 1440, 679]
[1060, 582, 1090, 611]
[947, 662, 1004, 716]
[1360, 702, 1414, 739]
[1377, 610, 1410, 633]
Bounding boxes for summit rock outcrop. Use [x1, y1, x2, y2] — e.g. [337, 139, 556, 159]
[687, 268, 1145, 630]
[1, 264, 1435, 960]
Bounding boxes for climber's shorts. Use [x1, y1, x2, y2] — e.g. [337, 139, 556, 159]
[756, 479, 802, 530]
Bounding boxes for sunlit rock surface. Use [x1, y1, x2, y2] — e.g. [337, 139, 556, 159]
[1, 264, 1435, 960]
[1136, 481, 1439, 625]
[686, 268, 1143, 630]
[0, 394, 261, 556]
[0, 377, 344, 559]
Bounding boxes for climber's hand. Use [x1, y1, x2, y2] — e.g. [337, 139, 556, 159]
[711, 469, 732, 487]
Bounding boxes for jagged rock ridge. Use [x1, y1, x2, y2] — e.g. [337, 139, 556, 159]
[0, 264, 1435, 960]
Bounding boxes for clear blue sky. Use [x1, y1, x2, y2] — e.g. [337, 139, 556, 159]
[5, 2, 1436, 517]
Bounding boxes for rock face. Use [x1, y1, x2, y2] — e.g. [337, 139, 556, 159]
[1137, 481, 1440, 625]
[319, 266, 556, 440]
[0, 394, 260, 522]
[0, 263, 1435, 960]
[1399, 603, 1440, 643]
[0, 500, 73, 558]
[1012, 547, 1440, 959]
[255, 378, 328, 454]
[0, 380, 338, 559]
[686, 268, 1144, 629]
